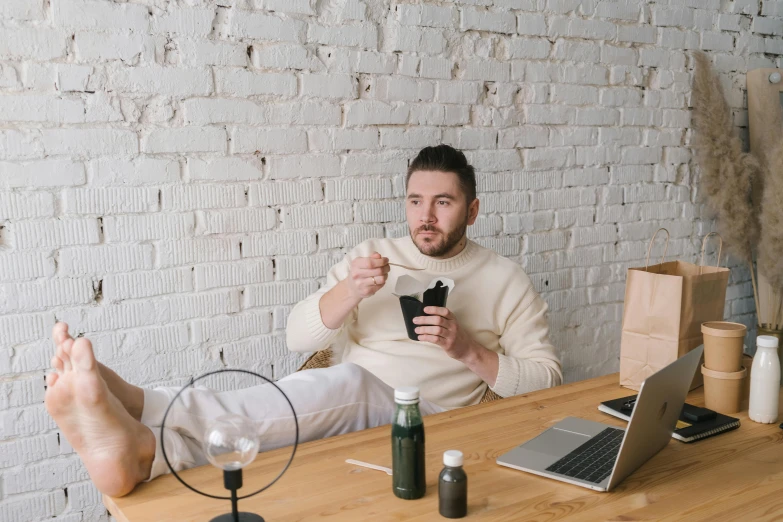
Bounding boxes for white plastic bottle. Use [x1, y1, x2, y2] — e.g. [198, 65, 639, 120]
[748, 336, 781, 424]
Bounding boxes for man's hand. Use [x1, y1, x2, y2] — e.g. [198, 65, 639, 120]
[413, 306, 476, 361]
[413, 306, 500, 387]
[345, 252, 390, 300]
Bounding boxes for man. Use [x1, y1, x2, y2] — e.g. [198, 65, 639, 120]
[45, 145, 561, 498]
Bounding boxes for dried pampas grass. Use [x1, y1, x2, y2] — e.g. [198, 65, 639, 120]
[691, 51, 761, 263]
[758, 139, 783, 327]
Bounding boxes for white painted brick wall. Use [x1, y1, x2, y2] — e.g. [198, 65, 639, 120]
[0, 0, 773, 518]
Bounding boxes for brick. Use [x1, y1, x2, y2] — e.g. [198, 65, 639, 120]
[302, 74, 358, 99]
[0, 313, 53, 346]
[498, 126, 549, 148]
[63, 187, 158, 214]
[192, 311, 272, 343]
[325, 176, 393, 202]
[242, 231, 316, 257]
[0, 95, 84, 124]
[419, 56, 453, 79]
[216, 69, 296, 97]
[442, 128, 498, 150]
[524, 147, 576, 170]
[549, 16, 616, 40]
[231, 128, 307, 155]
[370, 76, 436, 102]
[0, 252, 55, 283]
[409, 104, 470, 126]
[352, 200, 402, 223]
[0, 0, 45, 20]
[181, 39, 248, 67]
[397, 4, 456, 27]
[102, 269, 193, 302]
[54, 0, 149, 31]
[554, 40, 600, 63]
[151, 7, 214, 35]
[344, 100, 410, 126]
[198, 208, 276, 234]
[617, 24, 655, 43]
[104, 213, 194, 242]
[516, 13, 547, 35]
[141, 127, 227, 154]
[380, 128, 442, 148]
[594, 0, 641, 20]
[57, 300, 165, 332]
[276, 254, 341, 281]
[532, 188, 596, 210]
[551, 84, 599, 105]
[2, 277, 96, 314]
[92, 158, 180, 186]
[0, 376, 44, 410]
[251, 43, 325, 71]
[317, 48, 396, 74]
[461, 8, 516, 33]
[244, 281, 318, 308]
[249, 180, 323, 206]
[231, 12, 306, 42]
[109, 66, 213, 96]
[282, 202, 353, 228]
[74, 32, 154, 62]
[318, 224, 385, 249]
[0, 28, 66, 61]
[194, 260, 274, 290]
[526, 231, 569, 253]
[265, 0, 315, 15]
[0, 491, 65, 520]
[309, 129, 378, 151]
[266, 154, 340, 180]
[309, 23, 378, 48]
[161, 185, 245, 211]
[461, 59, 510, 82]
[344, 152, 408, 176]
[1, 160, 85, 189]
[500, 37, 551, 60]
[468, 215, 503, 237]
[13, 218, 99, 250]
[41, 129, 138, 156]
[624, 185, 667, 203]
[189, 157, 263, 181]
[0, 433, 59, 468]
[158, 238, 240, 267]
[60, 244, 154, 276]
[268, 101, 342, 125]
[184, 98, 266, 125]
[382, 24, 446, 54]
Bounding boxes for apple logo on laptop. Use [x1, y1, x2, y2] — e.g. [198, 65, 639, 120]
[658, 402, 667, 420]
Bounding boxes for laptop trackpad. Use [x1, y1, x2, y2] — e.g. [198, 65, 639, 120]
[523, 428, 590, 457]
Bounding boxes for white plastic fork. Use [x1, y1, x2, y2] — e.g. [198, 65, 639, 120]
[345, 459, 393, 475]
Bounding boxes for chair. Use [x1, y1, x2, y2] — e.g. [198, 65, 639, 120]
[297, 349, 503, 404]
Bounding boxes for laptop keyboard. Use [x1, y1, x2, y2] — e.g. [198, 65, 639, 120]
[545, 427, 624, 484]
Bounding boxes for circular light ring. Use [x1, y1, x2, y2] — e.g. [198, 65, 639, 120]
[160, 368, 299, 500]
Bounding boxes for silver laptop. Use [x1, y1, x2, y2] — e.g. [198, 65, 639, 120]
[497, 345, 703, 492]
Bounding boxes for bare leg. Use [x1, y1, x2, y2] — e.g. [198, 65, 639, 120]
[52, 323, 145, 421]
[45, 332, 156, 497]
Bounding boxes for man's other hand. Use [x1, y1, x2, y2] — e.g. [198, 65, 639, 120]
[346, 252, 390, 299]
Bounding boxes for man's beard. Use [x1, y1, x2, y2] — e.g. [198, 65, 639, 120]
[410, 218, 468, 257]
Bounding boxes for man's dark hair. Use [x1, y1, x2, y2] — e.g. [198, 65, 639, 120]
[406, 145, 476, 202]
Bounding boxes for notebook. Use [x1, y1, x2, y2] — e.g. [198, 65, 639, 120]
[599, 394, 740, 443]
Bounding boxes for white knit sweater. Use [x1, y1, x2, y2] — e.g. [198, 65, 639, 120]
[286, 236, 562, 409]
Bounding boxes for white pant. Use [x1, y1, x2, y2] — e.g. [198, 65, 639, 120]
[140, 363, 445, 480]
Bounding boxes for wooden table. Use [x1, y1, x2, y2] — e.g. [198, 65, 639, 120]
[105, 373, 783, 521]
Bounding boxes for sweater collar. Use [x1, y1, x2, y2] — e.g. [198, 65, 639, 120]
[403, 235, 479, 273]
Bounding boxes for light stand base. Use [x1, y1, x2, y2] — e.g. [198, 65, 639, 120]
[209, 513, 264, 522]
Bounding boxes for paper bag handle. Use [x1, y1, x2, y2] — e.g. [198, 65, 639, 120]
[644, 228, 670, 271]
[699, 232, 723, 271]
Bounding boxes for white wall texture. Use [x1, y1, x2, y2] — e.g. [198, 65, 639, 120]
[0, 0, 779, 519]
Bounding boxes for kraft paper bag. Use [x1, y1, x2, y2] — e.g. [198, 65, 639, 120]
[620, 231, 730, 391]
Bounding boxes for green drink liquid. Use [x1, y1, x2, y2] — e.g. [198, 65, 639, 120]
[391, 387, 426, 500]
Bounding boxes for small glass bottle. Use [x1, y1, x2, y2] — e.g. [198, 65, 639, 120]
[439, 450, 468, 518]
[749, 335, 781, 424]
[391, 387, 426, 500]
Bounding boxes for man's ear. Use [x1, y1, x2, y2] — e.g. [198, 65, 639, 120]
[467, 198, 480, 225]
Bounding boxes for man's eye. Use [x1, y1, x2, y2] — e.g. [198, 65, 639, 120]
[410, 200, 420, 205]
[438, 200, 449, 205]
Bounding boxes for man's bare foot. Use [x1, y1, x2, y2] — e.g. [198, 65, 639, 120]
[52, 323, 145, 421]
[45, 336, 156, 497]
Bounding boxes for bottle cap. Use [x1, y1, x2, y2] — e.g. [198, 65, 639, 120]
[394, 386, 420, 403]
[757, 335, 780, 349]
[443, 450, 463, 467]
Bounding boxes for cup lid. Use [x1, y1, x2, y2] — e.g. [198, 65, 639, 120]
[443, 450, 463, 467]
[701, 321, 747, 338]
[395, 387, 420, 402]
[700, 364, 747, 380]
[757, 335, 780, 349]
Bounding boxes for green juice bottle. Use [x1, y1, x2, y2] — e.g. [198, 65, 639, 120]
[391, 387, 426, 500]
